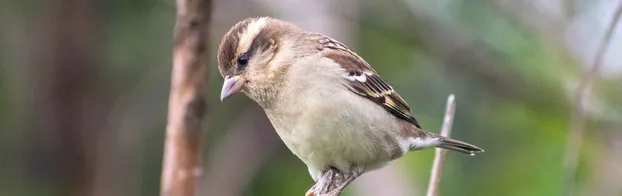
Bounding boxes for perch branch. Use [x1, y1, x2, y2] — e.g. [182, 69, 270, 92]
[307, 168, 348, 196]
[159, 0, 212, 195]
[426, 94, 456, 196]
[562, 1, 622, 195]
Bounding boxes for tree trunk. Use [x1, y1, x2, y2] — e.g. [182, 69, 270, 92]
[159, 0, 212, 195]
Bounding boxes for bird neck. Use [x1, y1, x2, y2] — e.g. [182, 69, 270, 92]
[243, 75, 284, 109]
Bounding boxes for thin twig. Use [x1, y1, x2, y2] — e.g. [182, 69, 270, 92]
[159, 0, 212, 195]
[562, 2, 622, 196]
[426, 94, 457, 196]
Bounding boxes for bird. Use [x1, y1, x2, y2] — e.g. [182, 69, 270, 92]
[217, 17, 483, 195]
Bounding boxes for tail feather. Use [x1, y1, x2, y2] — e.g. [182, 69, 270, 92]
[430, 133, 484, 155]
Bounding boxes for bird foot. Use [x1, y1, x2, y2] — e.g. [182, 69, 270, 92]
[305, 168, 359, 196]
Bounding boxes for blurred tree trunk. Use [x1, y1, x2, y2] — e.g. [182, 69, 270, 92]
[23, 0, 107, 196]
[159, 0, 212, 195]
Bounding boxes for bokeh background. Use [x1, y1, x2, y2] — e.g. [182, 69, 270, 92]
[1, 0, 622, 195]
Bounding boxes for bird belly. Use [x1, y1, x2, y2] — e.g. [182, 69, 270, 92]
[265, 89, 403, 175]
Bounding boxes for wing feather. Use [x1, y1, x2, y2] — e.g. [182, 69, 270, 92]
[316, 34, 422, 128]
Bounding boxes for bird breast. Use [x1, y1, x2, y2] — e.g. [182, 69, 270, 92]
[262, 55, 404, 172]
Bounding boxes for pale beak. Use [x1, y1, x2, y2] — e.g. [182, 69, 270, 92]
[220, 75, 245, 101]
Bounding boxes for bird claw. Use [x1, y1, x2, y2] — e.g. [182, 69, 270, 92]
[304, 168, 359, 196]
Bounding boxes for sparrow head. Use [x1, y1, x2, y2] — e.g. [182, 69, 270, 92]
[218, 17, 308, 105]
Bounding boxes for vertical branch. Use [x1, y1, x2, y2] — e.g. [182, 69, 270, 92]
[25, 0, 105, 195]
[160, 0, 212, 195]
[562, 2, 622, 195]
[426, 94, 456, 196]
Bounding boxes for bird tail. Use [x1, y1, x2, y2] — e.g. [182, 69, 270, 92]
[428, 133, 484, 155]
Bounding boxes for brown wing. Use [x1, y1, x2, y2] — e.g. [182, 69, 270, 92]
[317, 35, 422, 128]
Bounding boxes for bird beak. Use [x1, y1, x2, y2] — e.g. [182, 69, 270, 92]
[220, 75, 245, 101]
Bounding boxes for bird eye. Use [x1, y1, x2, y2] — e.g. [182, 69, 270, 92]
[237, 53, 250, 71]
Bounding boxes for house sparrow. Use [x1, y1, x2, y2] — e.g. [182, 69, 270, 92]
[218, 17, 483, 193]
